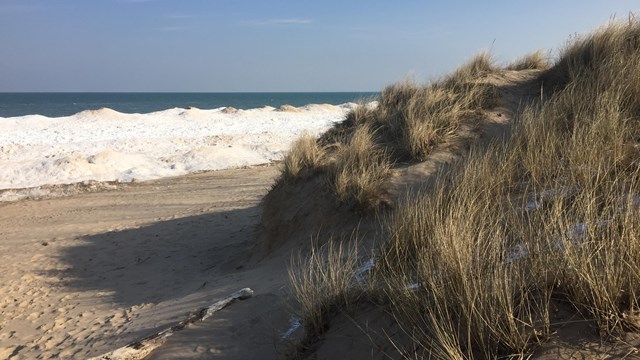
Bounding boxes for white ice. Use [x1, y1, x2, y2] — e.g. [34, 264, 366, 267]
[0, 104, 358, 197]
[280, 316, 303, 339]
[353, 257, 375, 284]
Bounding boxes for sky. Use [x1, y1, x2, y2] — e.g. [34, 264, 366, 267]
[1, 0, 639, 92]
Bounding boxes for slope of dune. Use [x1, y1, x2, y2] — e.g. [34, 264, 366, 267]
[277, 20, 640, 359]
[261, 69, 549, 360]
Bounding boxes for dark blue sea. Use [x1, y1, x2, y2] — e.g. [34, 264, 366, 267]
[0, 92, 379, 118]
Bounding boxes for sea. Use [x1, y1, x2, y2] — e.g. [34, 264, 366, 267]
[0, 92, 379, 118]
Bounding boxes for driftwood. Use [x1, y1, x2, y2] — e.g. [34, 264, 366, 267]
[89, 288, 254, 360]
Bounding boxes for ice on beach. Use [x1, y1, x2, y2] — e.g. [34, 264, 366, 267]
[353, 257, 375, 284]
[280, 316, 303, 339]
[0, 103, 358, 196]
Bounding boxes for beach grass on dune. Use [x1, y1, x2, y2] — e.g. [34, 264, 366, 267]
[288, 240, 365, 342]
[286, 18, 640, 359]
[282, 52, 501, 210]
[282, 134, 326, 181]
[505, 50, 551, 71]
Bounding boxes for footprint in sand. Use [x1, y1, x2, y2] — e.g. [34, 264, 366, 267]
[79, 310, 93, 318]
[0, 345, 25, 359]
[36, 323, 54, 333]
[0, 330, 16, 341]
[17, 299, 35, 309]
[26, 311, 42, 321]
[58, 347, 83, 358]
[53, 317, 73, 329]
[41, 336, 56, 350]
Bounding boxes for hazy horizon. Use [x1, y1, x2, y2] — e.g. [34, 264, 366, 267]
[1, 1, 639, 92]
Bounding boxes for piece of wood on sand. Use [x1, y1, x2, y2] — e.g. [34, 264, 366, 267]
[89, 288, 254, 360]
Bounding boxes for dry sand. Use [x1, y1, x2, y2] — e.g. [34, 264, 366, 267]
[0, 165, 297, 359]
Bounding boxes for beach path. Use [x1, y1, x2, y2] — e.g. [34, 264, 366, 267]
[0, 165, 291, 359]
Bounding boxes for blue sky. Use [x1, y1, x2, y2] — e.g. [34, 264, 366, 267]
[1, 0, 638, 92]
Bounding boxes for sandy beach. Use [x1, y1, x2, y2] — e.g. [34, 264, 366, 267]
[0, 165, 298, 359]
[5, 4, 640, 358]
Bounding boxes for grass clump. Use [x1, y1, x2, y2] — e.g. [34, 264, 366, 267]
[375, 77, 498, 161]
[445, 51, 497, 84]
[377, 149, 550, 358]
[282, 134, 325, 180]
[544, 18, 640, 95]
[376, 87, 640, 353]
[372, 53, 499, 161]
[288, 240, 365, 341]
[506, 50, 551, 71]
[516, 75, 640, 334]
[320, 53, 499, 162]
[327, 126, 392, 210]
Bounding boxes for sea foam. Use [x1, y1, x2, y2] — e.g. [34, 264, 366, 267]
[0, 103, 357, 199]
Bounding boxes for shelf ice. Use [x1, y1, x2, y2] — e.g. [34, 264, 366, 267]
[0, 104, 356, 192]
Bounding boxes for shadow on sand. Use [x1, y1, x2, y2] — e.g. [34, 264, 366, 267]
[43, 205, 262, 307]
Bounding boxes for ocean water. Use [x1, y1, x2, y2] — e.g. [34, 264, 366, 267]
[0, 92, 378, 118]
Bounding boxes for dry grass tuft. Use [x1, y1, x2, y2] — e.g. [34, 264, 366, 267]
[323, 52, 500, 163]
[375, 77, 499, 161]
[376, 52, 499, 161]
[514, 75, 640, 334]
[544, 19, 640, 94]
[376, 149, 550, 358]
[327, 126, 392, 210]
[318, 102, 375, 148]
[506, 50, 551, 71]
[288, 240, 364, 341]
[445, 51, 497, 85]
[282, 134, 325, 180]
